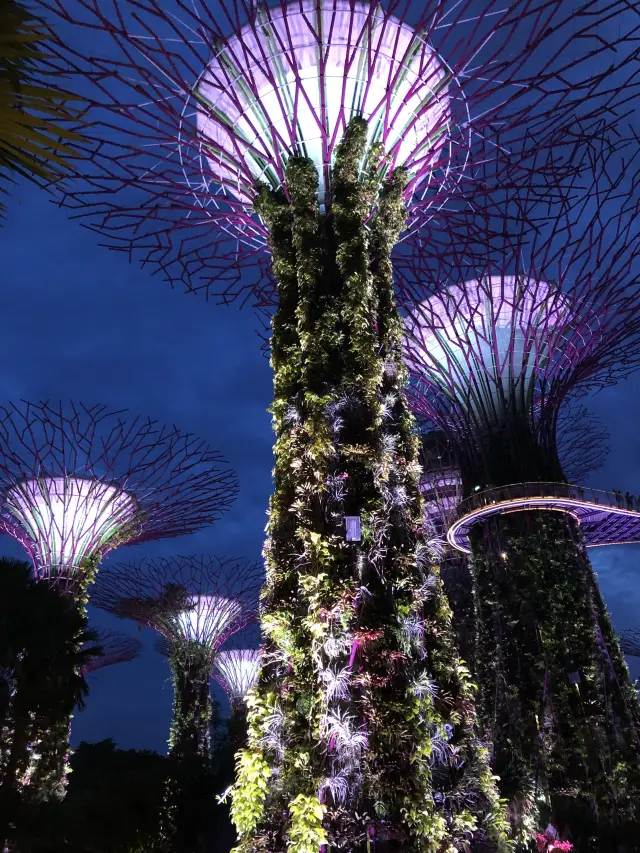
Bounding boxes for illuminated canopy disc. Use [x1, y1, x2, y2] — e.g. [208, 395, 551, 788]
[405, 275, 575, 424]
[196, 0, 450, 206]
[4, 476, 137, 581]
[174, 594, 243, 648]
[214, 649, 261, 703]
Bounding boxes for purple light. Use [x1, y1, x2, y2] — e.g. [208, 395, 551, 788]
[402, 142, 640, 453]
[92, 555, 263, 653]
[36, 0, 634, 302]
[5, 477, 136, 579]
[214, 649, 261, 703]
[447, 483, 640, 554]
[345, 516, 362, 542]
[196, 0, 450, 207]
[0, 402, 237, 591]
[404, 275, 572, 423]
[175, 594, 243, 646]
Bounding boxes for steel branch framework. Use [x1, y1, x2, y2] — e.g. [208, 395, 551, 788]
[92, 555, 263, 654]
[83, 629, 142, 673]
[37, 0, 640, 307]
[0, 401, 238, 592]
[214, 648, 261, 707]
[404, 141, 640, 492]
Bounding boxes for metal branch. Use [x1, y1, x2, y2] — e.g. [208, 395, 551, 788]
[0, 401, 238, 588]
[34, 0, 640, 303]
[92, 554, 263, 653]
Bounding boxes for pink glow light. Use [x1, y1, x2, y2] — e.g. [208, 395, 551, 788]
[5, 476, 136, 579]
[196, 0, 450, 206]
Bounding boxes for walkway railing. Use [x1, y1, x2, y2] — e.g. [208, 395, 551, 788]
[447, 482, 640, 554]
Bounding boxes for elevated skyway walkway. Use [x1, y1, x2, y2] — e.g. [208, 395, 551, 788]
[447, 482, 640, 554]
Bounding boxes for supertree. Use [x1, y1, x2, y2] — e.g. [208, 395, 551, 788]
[83, 629, 142, 673]
[0, 400, 238, 599]
[403, 143, 640, 847]
[215, 649, 260, 707]
[0, 400, 237, 805]
[31, 1, 640, 850]
[92, 555, 262, 853]
[213, 626, 262, 750]
[418, 405, 611, 670]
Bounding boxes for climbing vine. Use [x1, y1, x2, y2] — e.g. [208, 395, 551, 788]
[160, 640, 215, 852]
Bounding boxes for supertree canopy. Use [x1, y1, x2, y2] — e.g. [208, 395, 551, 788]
[37, 0, 637, 303]
[92, 555, 262, 852]
[0, 401, 238, 598]
[214, 649, 261, 710]
[404, 147, 640, 846]
[31, 1, 640, 850]
[82, 629, 142, 673]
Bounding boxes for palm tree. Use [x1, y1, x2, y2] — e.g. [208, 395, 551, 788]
[0, 0, 83, 217]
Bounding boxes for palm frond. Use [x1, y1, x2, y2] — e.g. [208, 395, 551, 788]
[0, 0, 86, 218]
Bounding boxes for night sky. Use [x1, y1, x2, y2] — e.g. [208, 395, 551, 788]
[1, 1, 639, 756]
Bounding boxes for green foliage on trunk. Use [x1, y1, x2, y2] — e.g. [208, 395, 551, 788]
[471, 511, 640, 850]
[230, 117, 511, 853]
[160, 641, 215, 853]
[0, 558, 93, 841]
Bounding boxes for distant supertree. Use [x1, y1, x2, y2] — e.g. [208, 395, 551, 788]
[33, 1, 640, 849]
[83, 630, 142, 674]
[404, 148, 640, 845]
[620, 628, 640, 659]
[418, 403, 610, 673]
[214, 649, 260, 710]
[37, 0, 636, 304]
[213, 625, 263, 746]
[92, 555, 262, 853]
[0, 401, 238, 600]
[0, 400, 237, 805]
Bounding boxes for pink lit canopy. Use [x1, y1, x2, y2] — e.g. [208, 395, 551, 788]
[196, 0, 450, 206]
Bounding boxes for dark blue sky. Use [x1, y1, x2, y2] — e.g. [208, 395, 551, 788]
[2, 175, 639, 755]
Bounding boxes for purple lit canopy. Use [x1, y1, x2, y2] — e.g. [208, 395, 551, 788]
[404, 140, 640, 486]
[195, 0, 449, 207]
[92, 555, 263, 655]
[37, 0, 637, 305]
[214, 648, 261, 706]
[0, 402, 238, 591]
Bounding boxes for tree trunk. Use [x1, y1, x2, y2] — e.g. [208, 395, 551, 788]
[471, 511, 640, 850]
